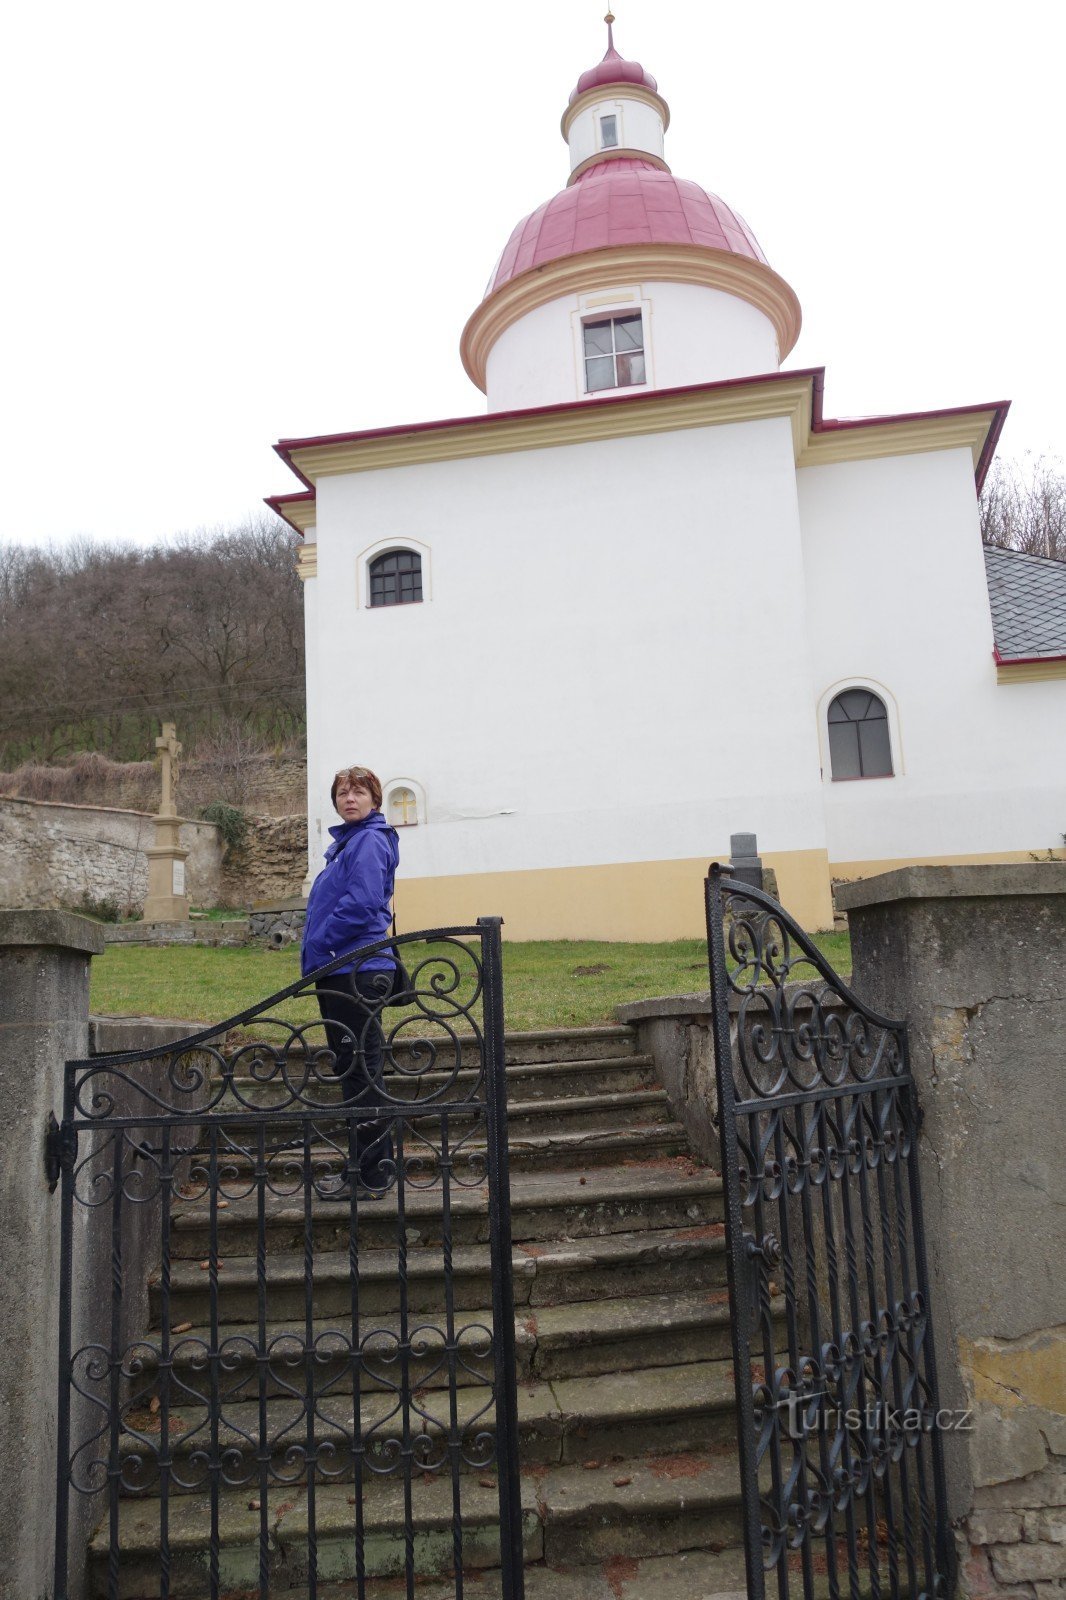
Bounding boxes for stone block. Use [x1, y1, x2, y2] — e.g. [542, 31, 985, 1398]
[992, 1543, 1066, 1584]
[968, 1510, 1023, 1545]
[973, 1405, 1051, 1489]
[1040, 1510, 1066, 1545]
[1033, 1584, 1066, 1600]
[976, 1465, 1066, 1511]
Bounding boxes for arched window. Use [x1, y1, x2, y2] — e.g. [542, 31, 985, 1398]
[369, 548, 422, 608]
[827, 689, 893, 780]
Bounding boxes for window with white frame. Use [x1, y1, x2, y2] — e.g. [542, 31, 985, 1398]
[583, 313, 645, 392]
[827, 689, 893, 779]
[369, 548, 422, 608]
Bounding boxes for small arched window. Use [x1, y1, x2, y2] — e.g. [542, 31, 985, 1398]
[369, 548, 422, 608]
[827, 689, 893, 780]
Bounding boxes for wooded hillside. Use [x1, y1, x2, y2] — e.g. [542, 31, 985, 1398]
[0, 517, 304, 765]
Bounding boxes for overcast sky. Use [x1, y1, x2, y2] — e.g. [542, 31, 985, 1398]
[3, 0, 1061, 547]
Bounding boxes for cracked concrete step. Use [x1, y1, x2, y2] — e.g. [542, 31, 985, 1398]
[115, 1358, 738, 1500]
[90, 1453, 744, 1597]
[220, 1052, 660, 1107]
[130, 1286, 740, 1399]
[192, 1121, 691, 1180]
[167, 1161, 722, 1257]
[152, 1224, 729, 1326]
[207, 1086, 673, 1142]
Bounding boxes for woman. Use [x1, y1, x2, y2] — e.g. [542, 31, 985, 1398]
[301, 765, 400, 1197]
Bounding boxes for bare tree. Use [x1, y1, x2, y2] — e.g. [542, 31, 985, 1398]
[981, 454, 1066, 561]
[0, 515, 305, 764]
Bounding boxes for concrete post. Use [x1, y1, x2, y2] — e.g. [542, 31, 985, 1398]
[837, 865, 1066, 1599]
[0, 911, 104, 1600]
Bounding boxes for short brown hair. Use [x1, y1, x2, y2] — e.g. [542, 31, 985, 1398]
[330, 765, 383, 811]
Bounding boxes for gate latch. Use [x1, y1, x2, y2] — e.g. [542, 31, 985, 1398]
[44, 1113, 77, 1194]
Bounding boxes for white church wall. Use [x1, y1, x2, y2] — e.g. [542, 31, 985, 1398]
[798, 449, 1066, 870]
[301, 538, 322, 890]
[484, 281, 780, 413]
[308, 415, 835, 932]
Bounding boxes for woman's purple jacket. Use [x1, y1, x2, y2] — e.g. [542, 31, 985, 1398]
[300, 810, 400, 977]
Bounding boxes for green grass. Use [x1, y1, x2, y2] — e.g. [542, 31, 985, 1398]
[90, 933, 852, 1034]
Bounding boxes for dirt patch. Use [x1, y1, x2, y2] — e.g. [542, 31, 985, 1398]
[571, 964, 611, 976]
[604, 1555, 641, 1596]
[671, 1222, 726, 1241]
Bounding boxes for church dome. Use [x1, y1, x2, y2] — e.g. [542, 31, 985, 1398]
[486, 158, 768, 299]
[569, 25, 658, 102]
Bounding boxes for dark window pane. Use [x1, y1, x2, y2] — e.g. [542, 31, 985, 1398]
[600, 114, 618, 148]
[827, 690, 891, 778]
[828, 720, 862, 780]
[369, 549, 422, 607]
[615, 315, 643, 351]
[858, 717, 892, 777]
[585, 354, 615, 391]
[584, 319, 614, 356]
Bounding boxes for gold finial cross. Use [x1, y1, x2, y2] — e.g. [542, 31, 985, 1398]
[604, 10, 616, 49]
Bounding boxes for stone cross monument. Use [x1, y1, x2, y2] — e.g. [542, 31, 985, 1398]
[142, 721, 190, 923]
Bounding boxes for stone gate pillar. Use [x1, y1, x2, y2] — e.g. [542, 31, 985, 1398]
[0, 911, 104, 1600]
[838, 865, 1066, 1600]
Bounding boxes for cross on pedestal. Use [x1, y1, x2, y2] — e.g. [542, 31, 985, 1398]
[155, 722, 182, 817]
[143, 720, 189, 924]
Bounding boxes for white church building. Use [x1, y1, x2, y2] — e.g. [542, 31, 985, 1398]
[269, 22, 1066, 938]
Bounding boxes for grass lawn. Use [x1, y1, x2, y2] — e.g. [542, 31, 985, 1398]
[90, 932, 852, 1034]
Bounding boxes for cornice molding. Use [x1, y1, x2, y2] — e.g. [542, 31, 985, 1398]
[995, 658, 1066, 683]
[295, 544, 318, 581]
[561, 82, 671, 140]
[265, 493, 316, 535]
[567, 148, 670, 185]
[797, 410, 1002, 475]
[284, 375, 815, 482]
[461, 244, 803, 391]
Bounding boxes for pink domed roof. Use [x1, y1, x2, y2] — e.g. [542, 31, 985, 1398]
[485, 159, 768, 298]
[569, 17, 658, 104]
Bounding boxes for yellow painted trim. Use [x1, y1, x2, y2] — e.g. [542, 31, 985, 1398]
[831, 846, 1066, 882]
[460, 244, 803, 391]
[295, 545, 318, 581]
[561, 83, 671, 141]
[286, 373, 815, 482]
[271, 501, 316, 535]
[959, 1328, 1066, 1414]
[996, 659, 1066, 683]
[567, 148, 670, 184]
[797, 411, 1000, 475]
[392, 848, 835, 942]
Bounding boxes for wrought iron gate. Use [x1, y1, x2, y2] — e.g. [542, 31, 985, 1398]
[705, 867, 952, 1600]
[52, 919, 525, 1600]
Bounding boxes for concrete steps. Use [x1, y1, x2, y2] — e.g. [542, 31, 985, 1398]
[89, 1021, 753, 1598]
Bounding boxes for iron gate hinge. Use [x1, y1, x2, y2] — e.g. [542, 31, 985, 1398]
[45, 1113, 77, 1194]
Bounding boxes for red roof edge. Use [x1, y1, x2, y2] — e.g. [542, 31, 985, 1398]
[271, 368, 1009, 492]
[264, 489, 315, 536]
[993, 646, 1066, 667]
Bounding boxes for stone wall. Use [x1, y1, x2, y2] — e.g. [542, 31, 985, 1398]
[221, 812, 307, 907]
[0, 795, 223, 915]
[838, 866, 1066, 1600]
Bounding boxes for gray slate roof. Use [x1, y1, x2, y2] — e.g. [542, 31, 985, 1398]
[983, 544, 1066, 660]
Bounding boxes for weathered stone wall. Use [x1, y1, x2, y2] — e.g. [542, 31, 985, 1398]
[838, 866, 1066, 1600]
[221, 812, 307, 907]
[0, 795, 223, 914]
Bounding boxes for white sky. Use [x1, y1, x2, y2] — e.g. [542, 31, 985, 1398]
[2, 0, 1062, 546]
